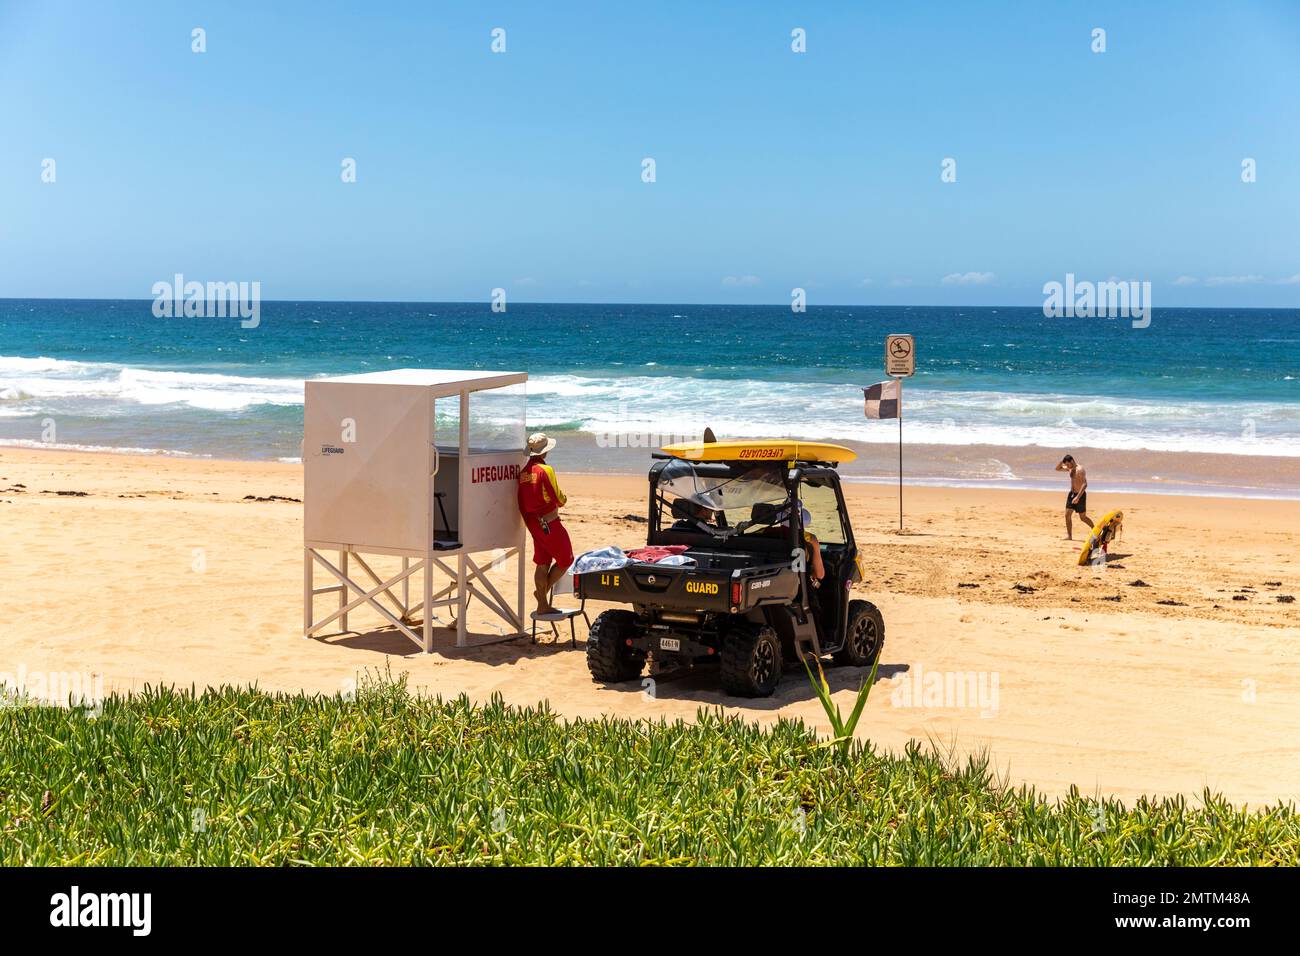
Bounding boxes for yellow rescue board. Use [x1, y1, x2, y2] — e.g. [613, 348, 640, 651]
[660, 439, 857, 463]
[1078, 509, 1123, 565]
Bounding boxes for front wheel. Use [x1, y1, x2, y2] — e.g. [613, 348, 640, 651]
[586, 610, 646, 683]
[720, 624, 783, 697]
[832, 600, 885, 667]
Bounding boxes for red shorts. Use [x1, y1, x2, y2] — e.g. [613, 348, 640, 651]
[525, 515, 574, 568]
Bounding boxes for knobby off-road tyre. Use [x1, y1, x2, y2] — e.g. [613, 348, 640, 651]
[832, 599, 885, 667]
[720, 624, 783, 697]
[586, 610, 647, 683]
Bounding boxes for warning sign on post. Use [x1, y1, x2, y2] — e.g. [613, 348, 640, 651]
[885, 333, 915, 378]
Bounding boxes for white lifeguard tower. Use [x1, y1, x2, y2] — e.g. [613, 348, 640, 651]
[302, 369, 529, 651]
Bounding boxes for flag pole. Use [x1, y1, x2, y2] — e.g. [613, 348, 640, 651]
[897, 377, 903, 531]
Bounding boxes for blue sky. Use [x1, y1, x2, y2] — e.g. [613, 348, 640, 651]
[1, 0, 1298, 306]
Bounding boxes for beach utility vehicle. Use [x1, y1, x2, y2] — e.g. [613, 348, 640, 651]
[577, 439, 884, 697]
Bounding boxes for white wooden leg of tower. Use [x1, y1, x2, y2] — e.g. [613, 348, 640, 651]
[456, 554, 468, 647]
[339, 550, 349, 633]
[402, 557, 410, 620]
[422, 555, 434, 653]
[517, 541, 526, 635]
[303, 548, 314, 637]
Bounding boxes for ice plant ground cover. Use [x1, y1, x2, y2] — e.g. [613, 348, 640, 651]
[2, 673, 1296, 866]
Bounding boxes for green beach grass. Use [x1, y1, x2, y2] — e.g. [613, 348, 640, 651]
[2, 673, 1296, 866]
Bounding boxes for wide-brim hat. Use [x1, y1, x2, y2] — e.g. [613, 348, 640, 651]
[527, 432, 557, 456]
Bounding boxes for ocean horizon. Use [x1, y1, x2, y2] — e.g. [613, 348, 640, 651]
[2, 297, 1297, 496]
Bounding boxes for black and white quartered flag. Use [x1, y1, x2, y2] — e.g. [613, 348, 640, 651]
[863, 379, 901, 419]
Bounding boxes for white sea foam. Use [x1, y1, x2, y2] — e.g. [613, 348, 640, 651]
[0, 356, 305, 411]
[116, 368, 304, 410]
[526, 373, 1300, 457]
[0, 355, 94, 374]
[3, 358, 1298, 457]
[0, 438, 202, 457]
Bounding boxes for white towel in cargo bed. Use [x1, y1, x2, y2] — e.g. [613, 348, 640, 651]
[573, 546, 631, 574]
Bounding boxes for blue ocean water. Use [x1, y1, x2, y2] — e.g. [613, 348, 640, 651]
[0, 299, 1296, 464]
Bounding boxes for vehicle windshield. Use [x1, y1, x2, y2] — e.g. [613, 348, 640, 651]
[657, 459, 790, 539]
[658, 460, 787, 512]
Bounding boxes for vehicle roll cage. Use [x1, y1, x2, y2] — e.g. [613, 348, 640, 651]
[646, 455, 847, 549]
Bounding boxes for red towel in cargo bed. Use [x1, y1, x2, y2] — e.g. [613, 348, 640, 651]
[625, 545, 690, 563]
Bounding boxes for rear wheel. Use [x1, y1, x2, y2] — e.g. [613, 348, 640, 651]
[721, 624, 783, 697]
[586, 610, 647, 683]
[832, 600, 885, 667]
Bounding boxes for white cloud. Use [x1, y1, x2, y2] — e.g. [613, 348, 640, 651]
[722, 275, 761, 288]
[888, 277, 913, 287]
[940, 271, 995, 286]
[1278, 274, 1300, 285]
[858, 278, 874, 287]
[1171, 275, 1198, 286]
[1205, 274, 1263, 286]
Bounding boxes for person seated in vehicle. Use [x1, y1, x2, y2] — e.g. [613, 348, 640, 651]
[774, 502, 825, 586]
[669, 498, 719, 533]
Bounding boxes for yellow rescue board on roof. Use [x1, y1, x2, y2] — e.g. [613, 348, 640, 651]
[660, 439, 858, 463]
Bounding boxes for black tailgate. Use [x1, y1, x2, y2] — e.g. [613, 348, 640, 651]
[577, 563, 732, 610]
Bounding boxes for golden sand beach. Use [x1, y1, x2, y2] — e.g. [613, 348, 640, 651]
[2, 446, 1297, 807]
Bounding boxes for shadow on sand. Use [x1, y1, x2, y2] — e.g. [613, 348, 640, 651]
[596, 660, 910, 713]
[312, 622, 905, 711]
[315, 623, 584, 666]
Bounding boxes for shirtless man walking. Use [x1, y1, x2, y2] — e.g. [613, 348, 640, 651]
[1055, 454, 1094, 540]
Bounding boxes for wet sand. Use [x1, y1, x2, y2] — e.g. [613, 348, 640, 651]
[555, 431, 1300, 499]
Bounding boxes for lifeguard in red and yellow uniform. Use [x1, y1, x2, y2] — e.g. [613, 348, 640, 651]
[517, 432, 575, 614]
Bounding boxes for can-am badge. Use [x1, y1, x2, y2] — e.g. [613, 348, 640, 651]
[647, 575, 656, 585]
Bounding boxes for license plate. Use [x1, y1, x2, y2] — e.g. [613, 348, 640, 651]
[659, 637, 681, 652]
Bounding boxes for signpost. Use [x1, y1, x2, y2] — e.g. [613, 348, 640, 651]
[884, 334, 915, 530]
[885, 333, 915, 378]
